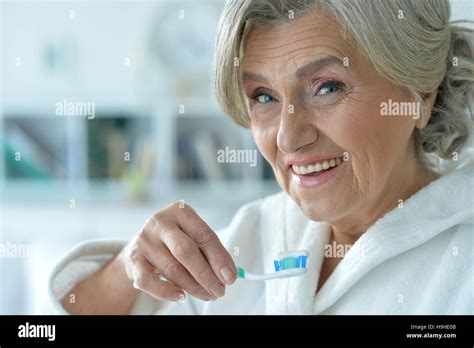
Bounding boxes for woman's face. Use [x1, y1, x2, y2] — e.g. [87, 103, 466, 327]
[242, 10, 423, 224]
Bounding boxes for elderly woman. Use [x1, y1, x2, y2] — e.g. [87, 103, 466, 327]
[49, 0, 473, 314]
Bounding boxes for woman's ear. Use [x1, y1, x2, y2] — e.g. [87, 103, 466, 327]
[416, 89, 438, 129]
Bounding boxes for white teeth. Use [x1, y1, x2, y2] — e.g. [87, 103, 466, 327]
[292, 156, 343, 175]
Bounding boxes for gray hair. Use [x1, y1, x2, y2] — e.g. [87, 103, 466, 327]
[213, 0, 474, 165]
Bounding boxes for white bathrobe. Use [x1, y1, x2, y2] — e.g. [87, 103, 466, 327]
[48, 161, 473, 315]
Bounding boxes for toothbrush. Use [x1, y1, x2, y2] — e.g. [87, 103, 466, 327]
[236, 250, 309, 280]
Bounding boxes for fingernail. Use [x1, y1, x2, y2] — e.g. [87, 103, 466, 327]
[205, 294, 217, 301]
[220, 266, 236, 285]
[175, 292, 185, 302]
[209, 282, 225, 297]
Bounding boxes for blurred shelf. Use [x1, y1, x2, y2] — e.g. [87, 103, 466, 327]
[1, 180, 280, 242]
[0, 179, 280, 206]
[0, 0, 276, 236]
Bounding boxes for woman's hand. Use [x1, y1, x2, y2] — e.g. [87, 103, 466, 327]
[122, 202, 237, 302]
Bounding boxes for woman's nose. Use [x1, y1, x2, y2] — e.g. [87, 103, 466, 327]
[276, 102, 319, 154]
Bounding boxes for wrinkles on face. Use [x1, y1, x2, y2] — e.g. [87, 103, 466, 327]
[242, 9, 435, 240]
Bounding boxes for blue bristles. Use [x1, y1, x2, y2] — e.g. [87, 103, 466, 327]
[301, 255, 307, 268]
[238, 250, 309, 280]
[273, 255, 307, 271]
[273, 260, 280, 272]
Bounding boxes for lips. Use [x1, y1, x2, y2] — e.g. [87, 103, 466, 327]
[291, 156, 343, 175]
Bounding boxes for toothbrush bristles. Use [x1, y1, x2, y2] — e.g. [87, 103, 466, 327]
[274, 255, 307, 272]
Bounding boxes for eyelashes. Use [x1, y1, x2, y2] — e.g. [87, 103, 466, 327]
[249, 88, 277, 104]
[313, 80, 345, 96]
[248, 79, 346, 106]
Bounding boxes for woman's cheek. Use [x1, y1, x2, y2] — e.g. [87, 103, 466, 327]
[250, 117, 280, 173]
[251, 103, 281, 123]
[314, 103, 362, 155]
[252, 125, 276, 157]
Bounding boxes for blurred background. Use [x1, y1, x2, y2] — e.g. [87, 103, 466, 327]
[0, 0, 280, 314]
[0, 0, 472, 314]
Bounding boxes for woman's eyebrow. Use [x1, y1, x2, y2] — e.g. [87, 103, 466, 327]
[242, 71, 269, 84]
[242, 56, 343, 84]
[295, 56, 343, 78]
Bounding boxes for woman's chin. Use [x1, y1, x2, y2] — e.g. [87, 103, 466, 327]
[292, 195, 344, 223]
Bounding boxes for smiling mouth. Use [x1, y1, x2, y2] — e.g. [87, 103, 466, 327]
[291, 156, 344, 176]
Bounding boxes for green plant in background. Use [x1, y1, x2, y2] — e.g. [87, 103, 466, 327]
[123, 166, 149, 202]
[122, 138, 155, 202]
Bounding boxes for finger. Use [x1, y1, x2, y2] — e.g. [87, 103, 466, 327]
[131, 257, 184, 302]
[143, 242, 217, 301]
[160, 226, 226, 298]
[177, 204, 237, 285]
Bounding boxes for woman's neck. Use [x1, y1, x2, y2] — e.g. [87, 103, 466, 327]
[316, 162, 439, 293]
[329, 161, 439, 247]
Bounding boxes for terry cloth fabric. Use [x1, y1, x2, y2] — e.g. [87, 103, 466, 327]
[48, 161, 473, 314]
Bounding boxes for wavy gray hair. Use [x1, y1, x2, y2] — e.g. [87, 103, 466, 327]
[213, 0, 474, 167]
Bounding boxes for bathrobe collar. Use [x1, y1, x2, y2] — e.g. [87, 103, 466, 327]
[265, 162, 473, 314]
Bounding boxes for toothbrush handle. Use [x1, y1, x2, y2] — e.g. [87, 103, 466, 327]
[237, 268, 306, 280]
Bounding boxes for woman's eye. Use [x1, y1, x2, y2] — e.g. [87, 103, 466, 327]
[252, 93, 274, 104]
[316, 81, 344, 96]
